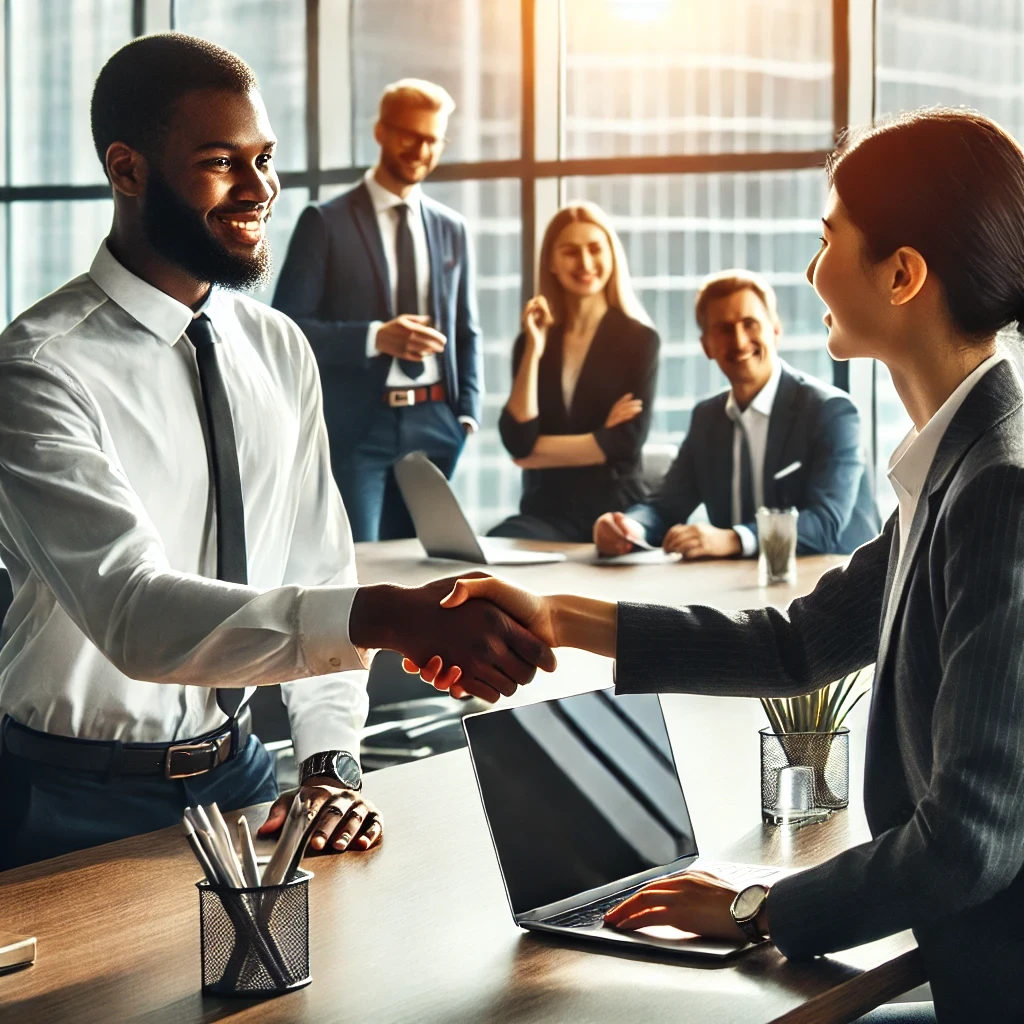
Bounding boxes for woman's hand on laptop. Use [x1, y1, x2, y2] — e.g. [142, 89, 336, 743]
[602, 870, 755, 943]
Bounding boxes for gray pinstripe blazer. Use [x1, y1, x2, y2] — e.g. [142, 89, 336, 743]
[615, 358, 1024, 1022]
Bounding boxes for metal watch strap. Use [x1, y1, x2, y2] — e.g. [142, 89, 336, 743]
[299, 749, 362, 789]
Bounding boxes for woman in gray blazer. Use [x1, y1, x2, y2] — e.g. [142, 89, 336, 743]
[418, 109, 1024, 1024]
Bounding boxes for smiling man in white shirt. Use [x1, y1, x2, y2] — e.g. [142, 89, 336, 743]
[0, 34, 552, 871]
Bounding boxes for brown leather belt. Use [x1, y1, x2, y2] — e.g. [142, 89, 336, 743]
[0, 705, 252, 779]
[383, 383, 447, 408]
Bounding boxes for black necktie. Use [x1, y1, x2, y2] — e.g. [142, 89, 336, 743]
[738, 427, 756, 525]
[187, 314, 248, 719]
[394, 203, 424, 379]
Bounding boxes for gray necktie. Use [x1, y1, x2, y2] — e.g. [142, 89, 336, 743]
[739, 428, 756, 525]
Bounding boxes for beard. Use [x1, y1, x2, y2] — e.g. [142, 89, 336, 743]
[142, 171, 273, 292]
[380, 148, 432, 187]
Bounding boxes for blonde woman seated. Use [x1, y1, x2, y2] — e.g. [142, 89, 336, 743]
[489, 202, 660, 543]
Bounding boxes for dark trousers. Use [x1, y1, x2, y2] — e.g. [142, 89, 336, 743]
[0, 731, 279, 870]
[333, 400, 466, 542]
[488, 512, 591, 543]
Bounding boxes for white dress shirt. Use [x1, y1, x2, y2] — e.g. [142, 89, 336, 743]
[0, 242, 370, 763]
[362, 168, 439, 387]
[724, 359, 783, 555]
[888, 350, 1006, 575]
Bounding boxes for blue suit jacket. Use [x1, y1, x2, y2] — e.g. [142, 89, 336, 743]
[271, 182, 483, 450]
[629, 362, 880, 555]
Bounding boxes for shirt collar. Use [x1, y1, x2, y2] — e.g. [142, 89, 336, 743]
[888, 350, 1006, 500]
[363, 166, 422, 217]
[89, 241, 225, 347]
[724, 358, 782, 423]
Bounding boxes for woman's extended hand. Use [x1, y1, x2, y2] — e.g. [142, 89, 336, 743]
[604, 392, 643, 429]
[402, 577, 559, 698]
[602, 870, 749, 943]
[522, 295, 555, 355]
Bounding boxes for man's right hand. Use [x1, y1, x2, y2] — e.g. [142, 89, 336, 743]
[375, 315, 447, 362]
[348, 574, 557, 703]
[593, 511, 648, 556]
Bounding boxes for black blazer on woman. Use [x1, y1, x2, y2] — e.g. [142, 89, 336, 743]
[616, 358, 1024, 1022]
[498, 308, 660, 538]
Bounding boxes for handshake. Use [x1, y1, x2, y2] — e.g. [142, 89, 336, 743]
[348, 573, 563, 703]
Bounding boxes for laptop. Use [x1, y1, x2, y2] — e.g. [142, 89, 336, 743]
[463, 688, 787, 958]
[393, 451, 566, 565]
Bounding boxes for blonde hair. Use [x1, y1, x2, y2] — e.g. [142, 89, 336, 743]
[537, 202, 651, 325]
[378, 78, 456, 122]
[694, 269, 780, 333]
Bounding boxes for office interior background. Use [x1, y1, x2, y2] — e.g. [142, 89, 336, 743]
[1, 0, 1019, 529]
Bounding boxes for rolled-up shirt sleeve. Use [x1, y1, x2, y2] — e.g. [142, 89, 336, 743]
[0, 357, 366, 696]
[498, 333, 541, 459]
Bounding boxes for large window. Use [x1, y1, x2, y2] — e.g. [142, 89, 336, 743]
[2, 0, 895, 534]
[872, 0, 1024, 516]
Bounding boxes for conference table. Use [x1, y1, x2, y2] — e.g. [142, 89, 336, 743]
[0, 540, 925, 1024]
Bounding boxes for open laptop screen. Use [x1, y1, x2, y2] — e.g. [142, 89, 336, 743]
[464, 689, 697, 917]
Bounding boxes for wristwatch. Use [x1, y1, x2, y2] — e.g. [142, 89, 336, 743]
[730, 883, 770, 943]
[299, 749, 362, 791]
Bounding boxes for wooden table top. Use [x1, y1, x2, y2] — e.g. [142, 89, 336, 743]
[0, 544, 923, 1024]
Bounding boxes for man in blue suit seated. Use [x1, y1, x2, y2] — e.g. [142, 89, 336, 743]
[273, 79, 482, 541]
[594, 269, 879, 558]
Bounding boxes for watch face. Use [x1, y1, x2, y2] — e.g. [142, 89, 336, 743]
[734, 884, 768, 921]
[332, 752, 362, 791]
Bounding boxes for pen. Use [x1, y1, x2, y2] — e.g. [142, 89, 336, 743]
[194, 805, 244, 888]
[262, 793, 317, 887]
[773, 460, 802, 480]
[209, 803, 247, 887]
[237, 816, 262, 888]
[183, 817, 217, 884]
[606, 517, 654, 551]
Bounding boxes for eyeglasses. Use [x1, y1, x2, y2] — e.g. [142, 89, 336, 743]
[381, 122, 449, 152]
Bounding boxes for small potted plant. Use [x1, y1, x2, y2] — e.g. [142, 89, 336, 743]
[759, 668, 871, 823]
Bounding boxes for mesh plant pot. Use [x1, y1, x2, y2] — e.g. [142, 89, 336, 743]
[197, 869, 312, 997]
[760, 728, 849, 824]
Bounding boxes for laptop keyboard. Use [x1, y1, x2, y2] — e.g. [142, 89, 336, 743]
[544, 881, 650, 929]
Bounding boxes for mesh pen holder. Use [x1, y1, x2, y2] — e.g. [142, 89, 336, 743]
[197, 869, 312, 997]
[760, 728, 849, 824]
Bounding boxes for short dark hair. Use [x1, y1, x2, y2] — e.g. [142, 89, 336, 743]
[827, 108, 1024, 339]
[90, 33, 257, 168]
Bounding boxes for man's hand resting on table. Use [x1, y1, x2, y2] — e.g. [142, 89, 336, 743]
[259, 783, 383, 854]
[349, 572, 558, 704]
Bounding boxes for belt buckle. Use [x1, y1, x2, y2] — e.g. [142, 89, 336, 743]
[389, 389, 415, 408]
[164, 732, 229, 779]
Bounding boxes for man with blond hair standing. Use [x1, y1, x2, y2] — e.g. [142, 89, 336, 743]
[274, 79, 481, 540]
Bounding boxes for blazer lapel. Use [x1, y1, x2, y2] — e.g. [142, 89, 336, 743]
[421, 200, 445, 325]
[874, 358, 1023, 678]
[762, 364, 801, 508]
[421, 200, 451, 384]
[707, 395, 736, 522]
[350, 184, 393, 318]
